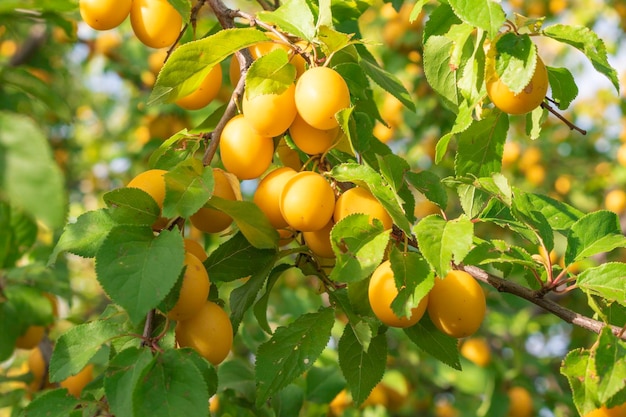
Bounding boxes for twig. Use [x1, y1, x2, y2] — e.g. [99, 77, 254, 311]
[541, 101, 587, 135]
[141, 309, 155, 347]
[460, 264, 626, 340]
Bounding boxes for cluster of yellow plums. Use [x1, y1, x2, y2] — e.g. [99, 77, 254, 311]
[369, 263, 487, 338]
[79, 0, 182, 49]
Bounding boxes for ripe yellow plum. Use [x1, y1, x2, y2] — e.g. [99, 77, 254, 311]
[176, 65, 223, 110]
[486, 57, 548, 115]
[183, 238, 207, 262]
[242, 83, 297, 137]
[253, 167, 297, 229]
[295, 66, 350, 130]
[368, 260, 429, 328]
[427, 270, 486, 338]
[460, 337, 491, 367]
[130, 0, 183, 49]
[190, 168, 237, 234]
[219, 115, 274, 180]
[302, 220, 335, 259]
[507, 386, 534, 417]
[60, 364, 94, 397]
[79, 0, 132, 31]
[175, 301, 233, 366]
[279, 171, 336, 232]
[166, 252, 210, 321]
[289, 113, 339, 155]
[334, 186, 393, 230]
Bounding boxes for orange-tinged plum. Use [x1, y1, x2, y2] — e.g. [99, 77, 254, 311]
[243, 84, 297, 137]
[130, 0, 182, 49]
[27, 347, 54, 392]
[279, 171, 335, 232]
[166, 252, 210, 321]
[486, 56, 548, 115]
[295, 66, 350, 130]
[219, 115, 274, 180]
[460, 337, 491, 367]
[368, 260, 429, 328]
[60, 364, 94, 397]
[427, 270, 486, 338]
[79, 0, 132, 31]
[583, 403, 626, 417]
[15, 325, 45, 350]
[334, 186, 393, 230]
[127, 169, 169, 229]
[507, 386, 534, 417]
[190, 168, 237, 234]
[176, 65, 223, 110]
[289, 113, 338, 155]
[183, 238, 207, 262]
[175, 301, 233, 366]
[253, 167, 297, 229]
[302, 220, 335, 259]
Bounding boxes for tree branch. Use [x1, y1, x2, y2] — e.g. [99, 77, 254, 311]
[459, 264, 626, 341]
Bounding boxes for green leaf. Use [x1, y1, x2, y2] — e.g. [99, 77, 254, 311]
[0, 112, 66, 229]
[0, 203, 37, 268]
[163, 159, 214, 219]
[271, 384, 305, 417]
[329, 214, 390, 283]
[49, 209, 117, 264]
[338, 325, 387, 406]
[254, 264, 292, 334]
[206, 197, 279, 249]
[105, 347, 155, 417]
[547, 66, 578, 110]
[255, 307, 335, 407]
[2, 68, 72, 122]
[305, 366, 346, 404]
[50, 316, 130, 383]
[230, 253, 276, 332]
[564, 211, 626, 264]
[561, 349, 599, 415]
[423, 35, 459, 112]
[543, 24, 619, 93]
[245, 49, 296, 100]
[330, 162, 412, 234]
[218, 359, 256, 402]
[167, 0, 191, 23]
[257, 0, 316, 41]
[448, 0, 505, 39]
[463, 240, 535, 268]
[95, 227, 185, 324]
[103, 188, 160, 225]
[455, 113, 508, 178]
[150, 28, 270, 105]
[511, 189, 555, 249]
[205, 232, 277, 283]
[133, 349, 209, 417]
[513, 191, 583, 232]
[577, 263, 626, 305]
[595, 328, 626, 404]
[405, 315, 462, 370]
[389, 249, 435, 319]
[435, 102, 474, 162]
[405, 170, 448, 211]
[493, 33, 537, 94]
[358, 52, 415, 112]
[414, 215, 474, 278]
[22, 388, 80, 417]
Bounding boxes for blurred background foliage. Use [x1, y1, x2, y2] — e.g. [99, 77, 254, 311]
[0, 0, 625, 416]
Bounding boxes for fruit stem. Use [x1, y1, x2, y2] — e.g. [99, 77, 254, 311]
[540, 101, 587, 135]
[141, 309, 155, 347]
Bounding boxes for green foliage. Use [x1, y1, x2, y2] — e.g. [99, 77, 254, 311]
[1, 0, 625, 416]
